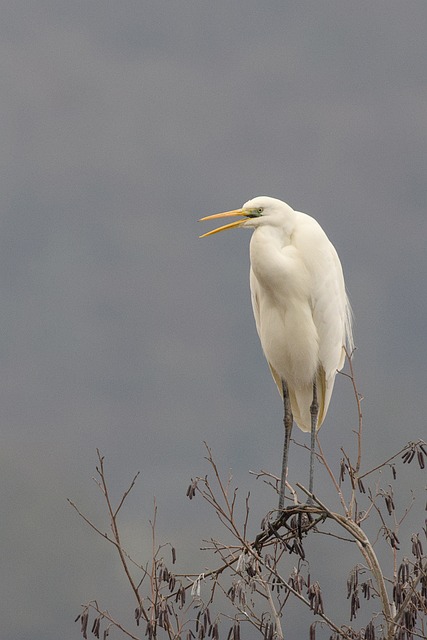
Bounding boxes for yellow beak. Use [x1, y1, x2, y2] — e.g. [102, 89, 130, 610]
[199, 209, 246, 238]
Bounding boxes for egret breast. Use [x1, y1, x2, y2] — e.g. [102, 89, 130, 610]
[250, 230, 320, 390]
[258, 297, 319, 390]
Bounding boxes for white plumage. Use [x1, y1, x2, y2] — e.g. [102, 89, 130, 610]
[200, 196, 353, 503]
[248, 198, 353, 431]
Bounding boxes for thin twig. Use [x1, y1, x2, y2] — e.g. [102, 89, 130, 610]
[343, 347, 363, 473]
[95, 451, 148, 619]
[316, 435, 349, 516]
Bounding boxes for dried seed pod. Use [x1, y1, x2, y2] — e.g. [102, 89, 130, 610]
[339, 458, 346, 483]
[307, 582, 324, 614]
[262, 621, 269, 640]
[135, 607, 143, 626]
[79, 609, 89, 639]
[291, 538, 305, 560]
[411, 533, 423, 559]
[316, 589, 324, 615]
[161, 566, 169, 582]
[397, 558, 410, 584]
[246, 561, 257, 578]
[357, 477, 365, 493]
[350, 590, 360, 620]
[347, 566, 359, 598]
[227, 584, 235, 603]
[393, 581, 403, 607]
[175, 584, 183, 606]
[289, 566, 305, 594]
[233, 622, 240, 640]
[186, 479, 197, 499]
[361, 580, 372, 600]
[402, 448, 415, 464]
[386, 529, 400, 549]
[364, 620, 375, 640]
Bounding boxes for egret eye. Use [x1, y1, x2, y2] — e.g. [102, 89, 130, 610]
[257, 207, 263, 214]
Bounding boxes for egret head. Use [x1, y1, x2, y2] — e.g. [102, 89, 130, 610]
[199, 196, 294, 238]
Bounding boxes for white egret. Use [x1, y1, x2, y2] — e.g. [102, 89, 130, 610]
[200, 196, 353, 508]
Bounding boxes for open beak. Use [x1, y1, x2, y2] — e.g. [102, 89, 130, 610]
[199, 209, 246, 238]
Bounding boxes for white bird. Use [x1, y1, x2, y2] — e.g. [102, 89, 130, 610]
[200, 196, 353, 508]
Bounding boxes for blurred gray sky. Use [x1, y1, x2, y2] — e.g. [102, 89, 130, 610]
[1, 2, 426, 639]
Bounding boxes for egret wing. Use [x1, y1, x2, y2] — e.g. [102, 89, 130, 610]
[294, 213, 353, 422]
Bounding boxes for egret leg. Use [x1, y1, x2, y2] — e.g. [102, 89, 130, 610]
[308, 381, 319, 501]
[278, 379, 293, 510]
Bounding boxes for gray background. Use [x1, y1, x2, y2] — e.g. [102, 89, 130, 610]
[1, 2, 426, 638]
